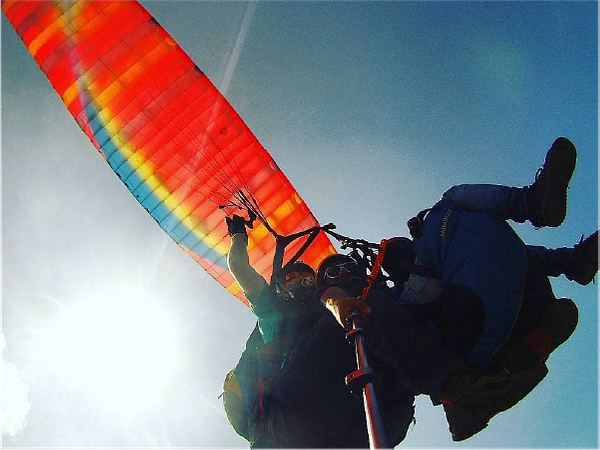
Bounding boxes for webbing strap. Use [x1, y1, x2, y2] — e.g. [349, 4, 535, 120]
[257, 377, 266, 412]
[360, 239, 388, 301]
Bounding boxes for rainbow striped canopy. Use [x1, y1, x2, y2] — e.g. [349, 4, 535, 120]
[2, 0, 336, 304]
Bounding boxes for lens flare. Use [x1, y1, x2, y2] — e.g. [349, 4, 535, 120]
[40, 292, 182, 413]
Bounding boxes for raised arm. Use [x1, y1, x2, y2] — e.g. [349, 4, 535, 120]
[226, 215, 268, 298]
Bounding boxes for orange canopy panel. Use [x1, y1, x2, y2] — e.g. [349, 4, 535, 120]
[3, 0, 336, 304]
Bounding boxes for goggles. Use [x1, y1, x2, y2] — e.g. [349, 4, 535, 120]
[283, 272, 316, 291]
[324, 261, 358, 280]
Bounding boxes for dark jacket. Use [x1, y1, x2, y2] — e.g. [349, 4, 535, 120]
[225, 306, 415, 448]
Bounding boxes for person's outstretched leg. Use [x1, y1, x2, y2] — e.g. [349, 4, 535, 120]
[527, 231, 598, 285]
[442, 184, 528, 221]
[442, 137, 577, 227]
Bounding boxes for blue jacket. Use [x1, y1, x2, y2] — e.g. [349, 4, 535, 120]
[414, 199, 527, 366]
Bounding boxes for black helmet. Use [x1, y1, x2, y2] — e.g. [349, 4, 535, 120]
[382, 237, 415, 283]
[279, 261, 315, 279]
[316, 254, 362, 286]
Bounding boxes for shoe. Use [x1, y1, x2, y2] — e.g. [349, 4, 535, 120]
[499, 298, 578, 375]
[526, 137, 577, 227]
[566, 231, 598, 285]
[442, 396, 489, 442]
[440, 370, 478, 406]
[442, 363, 548, 442]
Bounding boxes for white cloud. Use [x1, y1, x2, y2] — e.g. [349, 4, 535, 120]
[1, 334, 31, 437]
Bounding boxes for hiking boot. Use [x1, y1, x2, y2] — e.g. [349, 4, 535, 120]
[440, 370, 478, 406]
[499, 298, 578, 375]
[565, 231, 599, 286]
[526, 137, 577, 227]
[439, 370, 489, 441]
[442, 363, 548, 442]
[442, 396, 489, 442]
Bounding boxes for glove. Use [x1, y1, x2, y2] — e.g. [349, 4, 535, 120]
[226, 214, 248, 237]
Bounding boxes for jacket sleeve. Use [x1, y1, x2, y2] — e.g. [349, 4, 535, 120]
[228, 233, 269, 299]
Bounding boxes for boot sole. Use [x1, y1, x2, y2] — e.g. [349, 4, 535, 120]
[498, 298, 578, 374]
[541, 137, 576, 227]
[447, 363, 548, 442]
[538, 297, 578, 357]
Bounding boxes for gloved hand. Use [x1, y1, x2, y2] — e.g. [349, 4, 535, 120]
[226, 214, 248, 237]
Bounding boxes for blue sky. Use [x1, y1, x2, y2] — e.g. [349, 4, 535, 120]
[2, 1, 598, 448]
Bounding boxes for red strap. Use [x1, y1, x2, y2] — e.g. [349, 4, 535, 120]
[257, 377, 265, 412]
[441, 397, 455, 408]
[527, 328, 553, 359]
[361, 239, 388, 301]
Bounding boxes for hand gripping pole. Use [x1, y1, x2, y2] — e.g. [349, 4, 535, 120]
[345, 311, 391, 448]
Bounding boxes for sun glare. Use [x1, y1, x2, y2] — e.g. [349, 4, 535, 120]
[41, 291, 183, 413]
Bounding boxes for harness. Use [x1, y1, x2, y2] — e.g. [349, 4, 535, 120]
[223, 198, 441, 423]
[224, 189, 441, 291]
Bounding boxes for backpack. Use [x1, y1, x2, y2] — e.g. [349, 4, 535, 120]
[222, 322, 263, 441]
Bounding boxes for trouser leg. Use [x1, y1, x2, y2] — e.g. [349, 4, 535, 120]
[365, 292, 467, 397]
[442, 184, 528, 223]
[526, 245, 572, 278]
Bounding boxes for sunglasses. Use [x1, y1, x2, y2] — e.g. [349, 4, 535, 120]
[324, 261, 358, 280]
